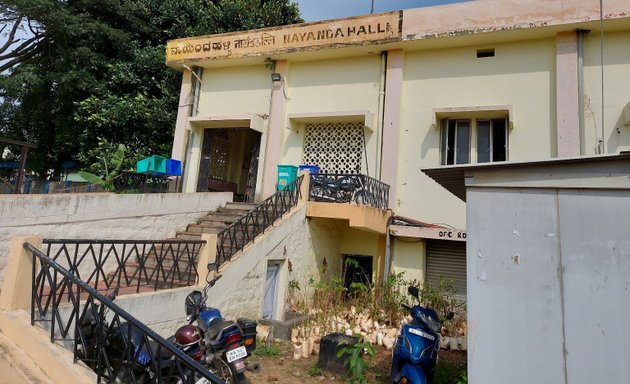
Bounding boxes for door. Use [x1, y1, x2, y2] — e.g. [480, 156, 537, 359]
[262, 263, 280, 319]
[244, 135, 261, 203]
[343, 255, 373, 295]
[196, 129, 214, 192]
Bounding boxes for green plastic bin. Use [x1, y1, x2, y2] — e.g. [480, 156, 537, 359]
[277, 165, 298, 191]
[136, 155, 167, 174]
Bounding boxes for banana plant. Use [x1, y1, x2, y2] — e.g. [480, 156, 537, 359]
[78, 144, 126, 192]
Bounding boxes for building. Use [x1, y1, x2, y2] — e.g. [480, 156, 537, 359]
[165, 0, 630, 295]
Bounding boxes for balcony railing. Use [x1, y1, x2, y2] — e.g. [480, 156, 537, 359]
[309, 173, 389, 210]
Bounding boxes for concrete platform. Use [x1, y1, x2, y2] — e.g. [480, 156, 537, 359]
[0, 330, 50, 384]
[0, 310, 96, 384]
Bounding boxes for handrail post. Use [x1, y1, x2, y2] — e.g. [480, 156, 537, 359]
[198, 233, 218, 286]
[0, 236, 42, 310]
[298, 171, 309, 204]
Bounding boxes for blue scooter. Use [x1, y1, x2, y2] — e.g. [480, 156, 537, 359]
[390, 286, 454, 384]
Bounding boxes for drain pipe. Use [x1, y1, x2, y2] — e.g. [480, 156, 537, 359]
[376, 52, 387, 180]
[382, 214, 395, 288]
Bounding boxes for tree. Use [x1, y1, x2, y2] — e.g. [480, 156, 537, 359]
[0, 0, 302, 179]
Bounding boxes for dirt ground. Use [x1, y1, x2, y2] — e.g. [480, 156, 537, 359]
[246, 341, 467, 384]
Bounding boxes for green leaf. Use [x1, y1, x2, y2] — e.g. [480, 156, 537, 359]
[78, 171, 104, 186]
[111, 144, 126, 169]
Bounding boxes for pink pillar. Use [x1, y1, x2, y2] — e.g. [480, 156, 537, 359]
[556, 31, 581, 157]
[261, 60, 289, 198]
[381, 49, 404, 208]
[171, 70, 193, 161]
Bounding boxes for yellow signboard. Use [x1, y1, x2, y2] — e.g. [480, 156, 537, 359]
[166, 12, 401, 64]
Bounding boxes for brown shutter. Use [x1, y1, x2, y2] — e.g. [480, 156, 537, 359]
[426, 240, 467, 295]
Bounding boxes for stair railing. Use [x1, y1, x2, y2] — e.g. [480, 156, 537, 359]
[41, 239, 205, 295]
[215, 175, 304, 267]
[24, 241, 223, 384]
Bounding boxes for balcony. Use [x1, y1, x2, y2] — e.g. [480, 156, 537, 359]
[306, 173, 392, 234]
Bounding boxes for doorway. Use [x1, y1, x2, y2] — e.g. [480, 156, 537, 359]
[262, 262, 281, 320]
[343, 255, 373, 295]
[196, 128, 261, 202]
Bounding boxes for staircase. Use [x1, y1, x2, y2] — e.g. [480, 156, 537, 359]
[173, 202, 256, 240]
[121, 176, 303, 291]
[120, 202, 256, 289]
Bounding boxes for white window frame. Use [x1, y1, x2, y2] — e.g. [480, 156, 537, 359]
[440, 117, 509, 165]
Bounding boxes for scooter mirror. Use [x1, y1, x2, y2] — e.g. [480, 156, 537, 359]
[407, 286, 419, 299]
[207, 262, 218, 272]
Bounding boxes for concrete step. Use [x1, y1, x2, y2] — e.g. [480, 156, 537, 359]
[174, 231, 203, 240]
[205, 212, 249, 225]
[224, 202, 257, 211]
[184, 224, 225, 234]
[215, 207, 252, 217]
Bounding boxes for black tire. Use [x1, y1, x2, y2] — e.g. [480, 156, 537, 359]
[207, 358, 233, 384]
[232, 371, 250, 384]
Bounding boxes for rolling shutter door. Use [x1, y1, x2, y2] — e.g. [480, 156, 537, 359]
[426, 240, 467, 295]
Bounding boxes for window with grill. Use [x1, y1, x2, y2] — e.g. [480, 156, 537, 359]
[303, 122, 364, 174]
[441, 117, 508, 165]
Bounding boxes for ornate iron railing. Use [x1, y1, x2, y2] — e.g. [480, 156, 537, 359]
[216, 175, 303, 267]
[309, 173, 390, 210]
[25, 242, 223, 384]
[42, 239, 205, 295]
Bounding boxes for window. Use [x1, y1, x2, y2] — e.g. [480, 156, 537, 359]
[303, 122, 364, 174]
[441, 117, 508, 165]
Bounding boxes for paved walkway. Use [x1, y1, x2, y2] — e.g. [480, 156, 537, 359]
[0, 330, 51, 383]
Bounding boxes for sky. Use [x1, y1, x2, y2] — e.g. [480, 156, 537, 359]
[293, 0, 469, 22]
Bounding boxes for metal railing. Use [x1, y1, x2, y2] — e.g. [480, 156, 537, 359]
[42, 239, 205, 295]
[25, 242, 223, 384]
[216, 175, 303, 267]
[0, 172, 173, 195]
[309, 173, 390, 210]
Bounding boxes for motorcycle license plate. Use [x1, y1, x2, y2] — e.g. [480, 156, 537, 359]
[226, 346, 247, 363]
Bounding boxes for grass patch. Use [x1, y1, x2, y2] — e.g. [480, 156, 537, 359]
[432, 360, 467, 384]
[254, 342, 281, 357]
[308, 363, 323, 377]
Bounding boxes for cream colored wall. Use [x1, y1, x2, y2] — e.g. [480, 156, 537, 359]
[183, 126, 203, 192]
[398, 38, 556, 228]
[282, 56, 382, 172]
[286, 56, 381, 115]
[391, 239, 426, 286]
[197, 65, 271, 116]
[306, 218, 344, 278]
[340, 227, 380, 282]
[402, 0, 629, 38]
[583, 30, 630, 155]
